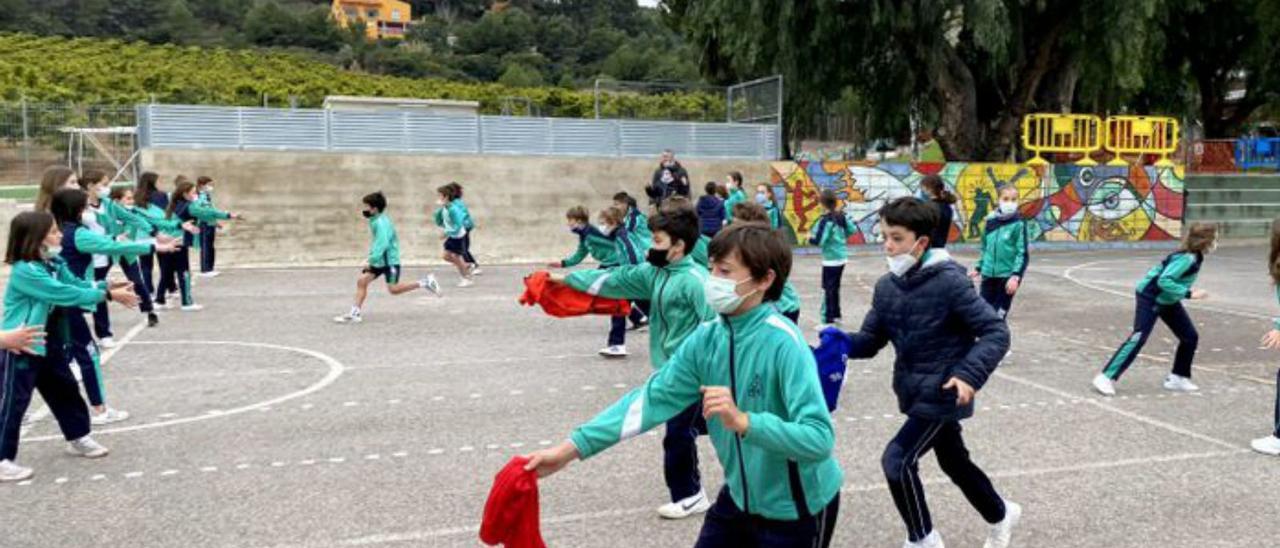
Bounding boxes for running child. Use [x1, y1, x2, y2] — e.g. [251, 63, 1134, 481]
[614, 191, 653, 253]
[434, 185, 473, 288]
[51, 188, 177, 424]
[552, 206, 717, 520]
[600, 207, 645, 357]
[733, 201, 802, 324]
[527, 222, 843, 546]
[969, 185, 1029, 319]
[809, 190, 851, 330]
[839, 196, 1019, 548]
[0, 211, 140, 481]
[334, 191, 442, 324]
[1255, 218, 1280, 457]
[1093, 223, 1218, 396]
[547, 205, 628, 356]
[446, 182, 481, 276]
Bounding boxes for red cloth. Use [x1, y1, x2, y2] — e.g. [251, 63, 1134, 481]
[518, 270, 631, 318]
[480, 456, 546, 548]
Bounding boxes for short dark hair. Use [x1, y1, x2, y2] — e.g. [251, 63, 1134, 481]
[363, 191, 387, 212]
[80, 169, 106, 189]
[435, 184, 456, 201]
[709, 222, 791, 302]
[820, 190, 839, 211]
[50, 188, 88, 225]
[649, 206, 700, 255]
[728, 171, 744, 186]
[732, 201, 767, 223]
[704, 181, 719, 195]
[879, 197, 938, 241]
[6, 211, 54, 264]
[565, 205, 589, 223]
[197, 176, 214, 188]
[109, 186, 132, 201]
[612, 192, 637, 209]
[447, 182, 463, 199]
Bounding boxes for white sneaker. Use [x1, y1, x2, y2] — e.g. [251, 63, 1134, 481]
[0, 460, 33, 482]
[656, 489, 711, 519]
[904, 530, 945, 548]
[419, 274, 443, 297]
[598, 345, 628, 358]
[65, 436, 109, 459]
[99, 337, 116, 349]
[181, 304, 205, 312]
[1251, 435, 1280, 456]
[983, 501, 1022, 548]
[457, 277, 475, 288]
[468, 264, 483, 276]
[333, 313, 363, 324]
[1092, 373, 1116, 396]
[1163, 374, 1199, 392]
[199, 271, 221, 278]
[90, 407, 130, 425]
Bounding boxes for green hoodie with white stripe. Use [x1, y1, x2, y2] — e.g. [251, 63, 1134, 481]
[3, 257, 107, 356]
[570, 303, 844, 520]
[566, 255, 714, 369]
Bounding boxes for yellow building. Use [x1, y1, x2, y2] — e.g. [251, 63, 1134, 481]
[331, 0, 412, 40]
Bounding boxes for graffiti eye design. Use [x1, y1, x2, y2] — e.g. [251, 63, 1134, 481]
[1084, 178, 1141, 220]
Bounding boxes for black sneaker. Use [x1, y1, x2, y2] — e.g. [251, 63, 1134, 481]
[148, 313, 159, 327]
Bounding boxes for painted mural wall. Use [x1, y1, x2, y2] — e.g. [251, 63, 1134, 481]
[769, 161, 1185, 245]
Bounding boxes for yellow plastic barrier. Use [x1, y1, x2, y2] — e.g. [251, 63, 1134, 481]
[1022, 114, 1103, 166]
[1104, 115, 1179, 167]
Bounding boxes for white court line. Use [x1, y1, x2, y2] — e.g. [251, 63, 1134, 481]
[23, 340, 345, 442]
[994, 370, 1242, 450]
[1060, 259, 1273, 321]
[344, 353, 601, 371]
[312, 448, 1244, 546]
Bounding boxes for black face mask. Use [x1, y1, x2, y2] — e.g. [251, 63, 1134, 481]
[647, 247, 670, 268]
[362, 210, 374, 219]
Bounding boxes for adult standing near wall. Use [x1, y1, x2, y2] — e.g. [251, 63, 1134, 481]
[646, 149, 690, 208]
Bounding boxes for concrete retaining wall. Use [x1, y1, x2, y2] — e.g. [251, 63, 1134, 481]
[139, 149, 769, 266]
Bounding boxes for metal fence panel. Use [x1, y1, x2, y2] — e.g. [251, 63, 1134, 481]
[481, 116, 552, 155]
[241, 108, 327, 151]
[549, 118, 618, 156]
[329, 111, 406, 152]
[148, 105, 240, 149]
[690, 123, 766, 158]
[620, 121, 694, 158]
[405, 114, 479, 154]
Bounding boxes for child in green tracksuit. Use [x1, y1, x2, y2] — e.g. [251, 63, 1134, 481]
[969, 185, 1029, 319]
[1093, 223, 1218, 396]
[614, 191, 652, 253]
[722, 171, 748, 225]
[335, 192, 440, 324]
[527, 223, 843, 547]
[434, 184, 473, 288]
[754, 183, 782, 229]
[444, 182, 481, 276]
[0, 211, 142, 482]
[551, 207, 719, 521]
[550, 206, 620, 269]
[809, 190, 851, 329]
[548, 206, 643, 357]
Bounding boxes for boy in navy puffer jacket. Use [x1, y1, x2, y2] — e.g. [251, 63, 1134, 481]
[836, 197, 1020, 548]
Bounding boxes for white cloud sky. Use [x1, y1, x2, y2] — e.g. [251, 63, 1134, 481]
[637, 0, 660, 6]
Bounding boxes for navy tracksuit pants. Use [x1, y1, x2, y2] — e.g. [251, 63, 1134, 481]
[883, 417, 1007, 542]
[92, 264, 113, 339]
[1102, 295, 1198, 381]
[0, 313, 92, 461]
[693, 487, 840, 548]
[664, 402, 707, 502]
[979, 277, 1017, 319]
[63, 307, 106, 407]
[821, 265, 844, 323]
[199, 224, 217, 273]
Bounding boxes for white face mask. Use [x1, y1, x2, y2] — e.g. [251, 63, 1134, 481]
[998, 201, 1018, 215]
[704, 275, 756, 315]
[595, 223, 613, 235]
[886, 239, 923, 277]
[42, 245, 62, 259]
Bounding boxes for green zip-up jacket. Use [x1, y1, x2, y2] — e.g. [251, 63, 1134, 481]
[3, 258, 106, 356]
[570, 304, 843, 520]
[561, 225, 619, 268]
[139, 203, 185, 238]
[432, 201, 468, 239]
[974, 213, 1030, 279]
[105, 199, 161, 265]
[723, 188, 747, 223]
[189, 197, 232, 225]
[763, 202, 781, 229]
[567, 255, 714, 368]
[368, 213, 401, 268]
[1137, 251, 1203, 305]
[776, 282, 800, 314]
[690, 234, 711, 269]
[455, 198, 476, 230]
[808, 211, 851, 266]
[624, 206, 651, 252]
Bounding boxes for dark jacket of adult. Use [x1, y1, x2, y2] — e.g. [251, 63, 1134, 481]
[929, 198, 954, 248]
[841, 252, 1009, 421]
[647, 162, 690, 205]
[696, 195, 725, 236]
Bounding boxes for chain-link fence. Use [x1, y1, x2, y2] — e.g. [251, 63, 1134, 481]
[0, 102, 138, 188]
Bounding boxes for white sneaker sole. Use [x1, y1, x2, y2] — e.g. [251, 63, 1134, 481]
[65, 447, 109, 459]
[91, 413, 131, 426]
[0, 469, 33, 482]
[1251, 439, 1280, 456]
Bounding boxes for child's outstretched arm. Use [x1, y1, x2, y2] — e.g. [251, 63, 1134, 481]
[844, 301, 889, 359]
[564, 263, 656, 301]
